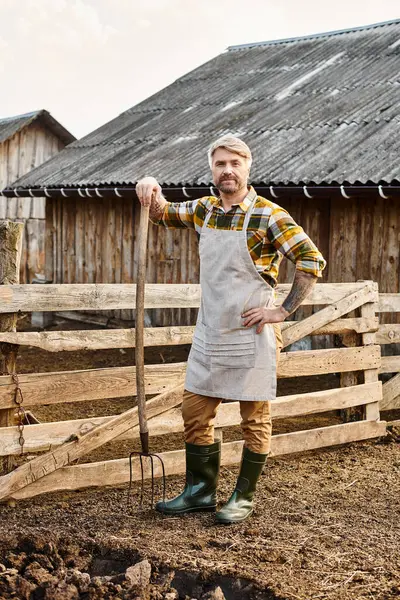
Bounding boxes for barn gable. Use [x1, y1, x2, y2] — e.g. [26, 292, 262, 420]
[0, 110, 75, 282]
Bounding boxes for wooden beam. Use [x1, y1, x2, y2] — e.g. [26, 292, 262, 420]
[360, 299, 380, 421]
[380, 356, 400, 374]
[0, 363, 188, 410]
[0, 317, 378, 352]
[0, 346, 381, 410]
[339, 331, 361, 423]
[0, 383, 185, 501]
[378, 294, 400, 313]
[0, 283, 201, 313]
[0, 282, 373, 314]
[376, 324, 400, 345]
[313, 317, 378, 336]
[278, 345, 380, 378]
[0, 221, 24, 474]
[7, 420, 386, 500]
[281, 283, 377, 348]
[0, 381, 382, 457]
[381, 373, 400, 411]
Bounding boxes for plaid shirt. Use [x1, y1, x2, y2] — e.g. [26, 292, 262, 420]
[153, 186, 326, 286]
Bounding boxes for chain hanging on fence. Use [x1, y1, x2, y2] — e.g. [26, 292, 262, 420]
[11, 372, 26, 454]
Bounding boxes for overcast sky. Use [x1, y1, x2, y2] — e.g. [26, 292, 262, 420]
[1, 0, 399, 139]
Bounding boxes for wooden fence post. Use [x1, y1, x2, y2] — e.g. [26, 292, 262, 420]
[0, 221, 24, 474]
[339, 331, 361, 422]
[360, 285, 380, 421]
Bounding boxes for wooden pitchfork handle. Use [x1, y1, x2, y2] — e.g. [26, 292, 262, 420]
[135, 202, 150, 454]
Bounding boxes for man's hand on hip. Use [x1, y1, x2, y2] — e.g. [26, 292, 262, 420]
[242, 306, 289, 334]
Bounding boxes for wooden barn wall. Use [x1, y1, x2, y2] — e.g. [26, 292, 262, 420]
[46, 198, 199, 326]
[47, 194, 400, 329]
[0, 122, 65, 282]
[278, 195, 400, 333]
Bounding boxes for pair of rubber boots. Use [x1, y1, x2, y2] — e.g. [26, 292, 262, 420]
[155, 441, 267, 524]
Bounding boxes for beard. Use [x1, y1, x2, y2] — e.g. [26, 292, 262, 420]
[215, 176, 246, 195]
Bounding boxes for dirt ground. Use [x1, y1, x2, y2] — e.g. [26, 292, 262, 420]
[0, 318, 400, 600]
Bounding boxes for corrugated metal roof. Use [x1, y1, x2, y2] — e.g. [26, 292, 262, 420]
[0, 110, 76, 146]
[11, 19, 400, 188]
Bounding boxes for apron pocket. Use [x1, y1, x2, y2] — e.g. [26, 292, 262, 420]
[191, 322, 256, 369]
[190, 322, 211, 367]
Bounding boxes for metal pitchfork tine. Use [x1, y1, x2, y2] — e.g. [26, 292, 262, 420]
[128, 199, 166, 510]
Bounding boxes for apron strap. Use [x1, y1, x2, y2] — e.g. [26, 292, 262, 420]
[202, 201, 214, 231]
[242, 195, 258, 233]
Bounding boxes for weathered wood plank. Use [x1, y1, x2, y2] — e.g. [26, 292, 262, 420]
[278, 345, 380, 378]
[376, 324, 400, 345]
[360, 300, 380, 421]
[339, 331, 360, 423]
[381, 373, 400, 411]
[0, 384, 185, 501]
[380, 356, 400, 374]
[379, 294, 400, 313]
[0, 364, 187, 410]
[8, 420, 387, 500]
[0, 221, 24, 473]
[0, 282, 371, 314]
[0, 347, 381, 410]
[0, 382, 382, 457]
[0, 318, 378, 352]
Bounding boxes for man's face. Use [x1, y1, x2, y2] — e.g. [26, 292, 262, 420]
[211, 148, 250, 195]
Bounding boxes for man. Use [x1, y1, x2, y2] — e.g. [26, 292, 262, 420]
[136, 136, 326, 524]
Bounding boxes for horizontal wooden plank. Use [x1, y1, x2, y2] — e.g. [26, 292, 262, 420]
[309, 317, 378, 336]
[0, 346, 381, 410]
[0, 282, 373, 313]
[0, 365, 187, 410]
[0, 283, 202, 313]
[278, 345, 380, 378]
[0, 318, 378, 352]
[379, 294, 400, 313]
[376, 324, 400, 345]
[0, 327, 195, 351]
[8, 420, 386, 500]
[0, 382, 382, 456]
[380, 356, 400, 374]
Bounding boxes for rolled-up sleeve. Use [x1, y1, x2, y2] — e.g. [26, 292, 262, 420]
[267, 208, 326, 277]
[150, 199, 199, 229]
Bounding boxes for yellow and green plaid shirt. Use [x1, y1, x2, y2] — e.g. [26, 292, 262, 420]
[153, 186, 326, 286]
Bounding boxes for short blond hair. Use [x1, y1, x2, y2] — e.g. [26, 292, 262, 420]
[208, 135, 252, 168]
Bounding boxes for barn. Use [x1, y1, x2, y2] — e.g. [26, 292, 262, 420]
[0, 110, 75, 282]
[2, 19, 400, 325]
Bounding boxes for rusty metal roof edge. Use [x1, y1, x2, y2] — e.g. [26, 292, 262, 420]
[227, 18, 400, 51]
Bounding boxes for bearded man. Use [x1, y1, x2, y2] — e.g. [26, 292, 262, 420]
[136, 136, 326, 524]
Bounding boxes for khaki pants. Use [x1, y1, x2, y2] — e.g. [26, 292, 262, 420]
[182, 323, 283, 454]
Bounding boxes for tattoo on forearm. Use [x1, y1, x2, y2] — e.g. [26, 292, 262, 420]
[282, 271, 318, 315]
[149, 195, 167, 220]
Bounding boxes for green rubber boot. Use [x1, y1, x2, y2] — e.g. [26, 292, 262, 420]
[155, 441, 220, 515]
[215, 447, 267, 524]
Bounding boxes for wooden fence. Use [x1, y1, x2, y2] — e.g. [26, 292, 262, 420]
[0, 280, 386, 502]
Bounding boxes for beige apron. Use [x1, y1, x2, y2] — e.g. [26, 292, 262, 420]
[185, 195, 277, 401]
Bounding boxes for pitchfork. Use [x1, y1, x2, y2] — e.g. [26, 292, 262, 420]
[128, 202, 166, 509]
